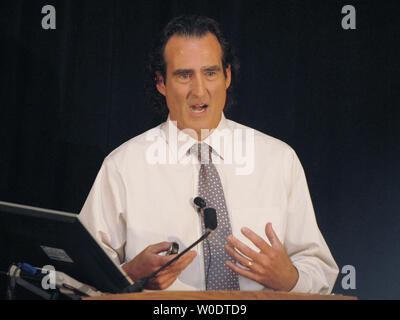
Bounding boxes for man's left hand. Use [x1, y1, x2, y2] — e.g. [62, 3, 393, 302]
[225, 222, 299, 292]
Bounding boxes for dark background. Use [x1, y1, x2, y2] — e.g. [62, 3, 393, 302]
[1, 0, 399, 299]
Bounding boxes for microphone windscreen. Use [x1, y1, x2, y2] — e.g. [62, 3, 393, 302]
[204, 208, 217, 230]
[194, 197, 206, 209]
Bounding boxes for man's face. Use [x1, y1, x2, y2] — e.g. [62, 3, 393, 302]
[156, 32, 231, 138]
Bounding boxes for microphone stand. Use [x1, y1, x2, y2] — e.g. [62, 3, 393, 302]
[122, 230, 212, 293]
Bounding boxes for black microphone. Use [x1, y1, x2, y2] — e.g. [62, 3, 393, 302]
[122, 207, 217, 293]
[203, 208, 217, 231]
[193, 196, 206, 215]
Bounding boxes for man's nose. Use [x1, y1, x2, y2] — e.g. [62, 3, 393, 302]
[190, 74, 207, 98]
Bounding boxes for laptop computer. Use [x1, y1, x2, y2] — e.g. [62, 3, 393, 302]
[0, 201, 133, 295]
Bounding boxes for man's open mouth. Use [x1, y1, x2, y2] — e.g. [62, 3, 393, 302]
[190, 104, 208, 113]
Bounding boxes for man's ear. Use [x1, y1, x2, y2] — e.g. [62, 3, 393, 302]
[225, 64, 232, 90]
[155, 72, 166, 96]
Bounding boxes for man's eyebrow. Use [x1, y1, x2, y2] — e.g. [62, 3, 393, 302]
[172, 66, 222, 76]
[172, 69, 193, 76]
[201, 65, 221, 72]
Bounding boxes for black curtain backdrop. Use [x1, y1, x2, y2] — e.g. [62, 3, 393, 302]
[1, 0, 399, 299]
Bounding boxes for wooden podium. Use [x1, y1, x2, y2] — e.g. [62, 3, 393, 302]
[84, 290, 356, 300]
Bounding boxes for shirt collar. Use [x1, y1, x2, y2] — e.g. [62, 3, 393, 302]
[160, 113, 232, 162]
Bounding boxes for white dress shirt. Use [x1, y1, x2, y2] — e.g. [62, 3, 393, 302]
[79, 114, 339, 294]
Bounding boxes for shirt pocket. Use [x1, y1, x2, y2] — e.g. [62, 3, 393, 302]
[230, 206, 284, 252]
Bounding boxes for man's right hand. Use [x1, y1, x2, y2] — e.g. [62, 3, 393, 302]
[121, 241, 197, 290]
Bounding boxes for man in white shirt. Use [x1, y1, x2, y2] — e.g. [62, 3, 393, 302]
[79, 15, 338, 293]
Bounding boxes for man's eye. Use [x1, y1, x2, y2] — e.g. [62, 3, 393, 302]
[206, 71, 216, 77]
[179, 73, 191, 79]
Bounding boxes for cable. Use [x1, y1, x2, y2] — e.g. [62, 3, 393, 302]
[205, 238, 212, 289]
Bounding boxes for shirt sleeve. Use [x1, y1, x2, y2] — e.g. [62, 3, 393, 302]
[284, 150, 339, 294]
[78, 156, 127, 266]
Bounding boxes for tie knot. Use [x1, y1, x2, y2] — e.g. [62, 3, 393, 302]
[190, 143, 212, 164]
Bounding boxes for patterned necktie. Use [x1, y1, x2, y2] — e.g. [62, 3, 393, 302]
[191, 143, 240, 290]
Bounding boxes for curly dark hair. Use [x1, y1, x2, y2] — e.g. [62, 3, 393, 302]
[145, 15, 240, 116]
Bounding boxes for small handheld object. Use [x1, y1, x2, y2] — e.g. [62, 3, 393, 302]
[167, 242, 179, 255]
